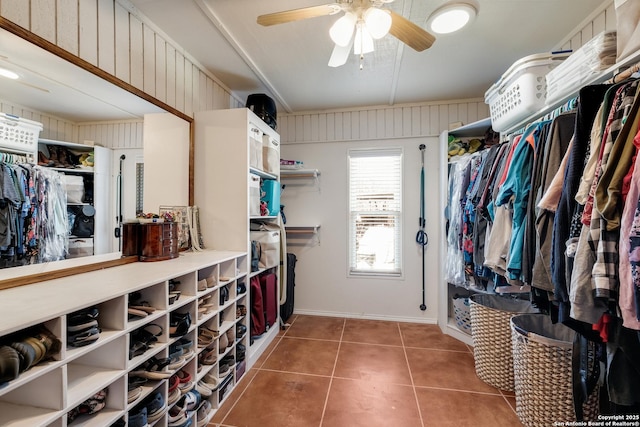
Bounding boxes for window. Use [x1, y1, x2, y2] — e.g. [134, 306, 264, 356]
[348, 148, 402, 276]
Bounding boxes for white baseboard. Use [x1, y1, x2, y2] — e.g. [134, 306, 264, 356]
[292, 309, 438, 325]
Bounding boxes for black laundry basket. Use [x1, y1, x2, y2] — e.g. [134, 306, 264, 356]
[469, 294, 537, 391]
[510, 314, 599, 427]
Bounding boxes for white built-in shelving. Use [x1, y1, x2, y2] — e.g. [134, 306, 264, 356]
[194, 108, 281, 366]
[0, 250, 247, 426]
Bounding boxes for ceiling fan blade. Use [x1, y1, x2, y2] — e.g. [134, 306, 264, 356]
[388, 10, 435, 52]
[328, 37, 354, 67]
[257, 4, 341, 26]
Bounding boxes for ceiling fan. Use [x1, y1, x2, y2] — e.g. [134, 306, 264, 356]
[257, 0, 436, 67]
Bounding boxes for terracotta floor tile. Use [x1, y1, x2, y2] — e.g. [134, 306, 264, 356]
[415, 388, 522, 427]
[210, 368, 259, 424]
[334, 342, 412, 385]
[252, 335, 282, 369]
[209, 315, 523, 427]
[342, 318, 403, 346]
[283, 315, 344, 341]
[399, 323, 469, 351]
[220, 370, 330, 427]
[322, 378, 422, 427]
[262, 337, 339, 376]
[406, 347, 499, 393]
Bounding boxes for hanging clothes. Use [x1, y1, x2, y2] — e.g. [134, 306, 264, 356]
[495, 122, 548, 282]
[445, 155, 472, 286]
[551, 84, 612, 325]
[620, 127, 640, 330]
[529, 112, 575, 292]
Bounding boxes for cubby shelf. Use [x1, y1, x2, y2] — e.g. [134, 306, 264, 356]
[0, 250, 252, 426]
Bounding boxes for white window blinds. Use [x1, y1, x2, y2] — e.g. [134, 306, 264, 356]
[348, 148, 403, 276]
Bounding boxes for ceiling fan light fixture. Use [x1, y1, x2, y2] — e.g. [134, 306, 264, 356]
[353, 24, 374, 55]
[330, 12, 357, 47]
[363, 7, 392, 39]
[0, 67, 19, 80]
[427, 2, 477, 34]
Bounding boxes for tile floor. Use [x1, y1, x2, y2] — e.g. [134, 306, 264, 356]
[208, 315, 522, 427]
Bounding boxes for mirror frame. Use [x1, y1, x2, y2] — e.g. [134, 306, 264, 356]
[0, 17, 196, 289]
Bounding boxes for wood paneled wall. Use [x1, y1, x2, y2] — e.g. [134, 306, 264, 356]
[0, 99, 76, 141]
[557, 1, 616, 52]
[278, 99, 490, 143]
[77, 121, 144, 149]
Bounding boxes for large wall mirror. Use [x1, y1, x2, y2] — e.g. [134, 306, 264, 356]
[0, 22, 193, 288]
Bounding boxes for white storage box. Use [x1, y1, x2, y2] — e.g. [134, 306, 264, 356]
[62, 174, 85, 204]
[546, 32, 617, 105]
[249, 173, 261, 216]
[485, 52, 569, 132]
[68, 237, 93, 258]
[249, 127, 263, 170]
[0, 113, 43, 155]
[262, 134, 279, 174]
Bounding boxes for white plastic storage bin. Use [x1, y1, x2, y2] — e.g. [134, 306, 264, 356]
[249, 173, 261, 216]
[68, 237, 93, 258]
[62, 174, 85, 204]
[0, 113, 43, 156]
[485, 52, 569, 132]
[249, 127, 263, 170]
[262, 134, 279, 175]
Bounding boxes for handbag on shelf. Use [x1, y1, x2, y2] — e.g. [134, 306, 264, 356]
[71, 205, 95, 238]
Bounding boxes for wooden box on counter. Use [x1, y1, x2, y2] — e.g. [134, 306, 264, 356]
[122, 222, 179, 261]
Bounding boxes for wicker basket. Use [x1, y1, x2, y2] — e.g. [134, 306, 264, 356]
[452, 297, 472, 335]
[469, 294, 537, 391]
[511, 314, 599, 427]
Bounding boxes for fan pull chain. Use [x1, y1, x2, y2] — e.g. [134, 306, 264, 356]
[359, 54, 364, 70]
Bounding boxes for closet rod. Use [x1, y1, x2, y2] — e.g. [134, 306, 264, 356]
[0, 150, 33, 164]
[607, 61, 640, 84]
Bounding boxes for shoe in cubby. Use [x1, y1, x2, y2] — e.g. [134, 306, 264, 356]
[128, 406, 147, 427]
[196, 399, 213, 427]
[219, 285, 229, 306]
[170, 271, 197, 303]
[66, 387, 108, 424]
[2, 323, 62, 382]
[67, 306, 101, 349]
[197, 327, 218, 349]
[237, 280, 246, 295]
[198, 345, 217, 366]
[170, 310, 192, 338]
[197, 264, 219, 292]
[130, 355, 176, 380]
[197, 294, 215, 320]
[128, 291, 161, 320]
[235, 323, 247, 341]
[141, 390, 167, 423]
[129, 323, 164, 360]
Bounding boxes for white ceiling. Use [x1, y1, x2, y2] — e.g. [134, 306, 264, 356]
[0, 0, 608, 122]
[130, 0, 606, 114]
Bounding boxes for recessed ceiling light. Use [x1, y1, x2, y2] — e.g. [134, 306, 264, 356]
[0, 67, 19, 79]
[427, 2, 477, 35]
